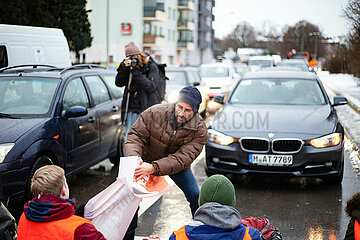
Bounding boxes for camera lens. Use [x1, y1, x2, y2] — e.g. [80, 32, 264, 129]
[130, 58, 138, 68]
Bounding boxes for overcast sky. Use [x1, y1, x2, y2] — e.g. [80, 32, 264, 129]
[213, 0, 350, 39]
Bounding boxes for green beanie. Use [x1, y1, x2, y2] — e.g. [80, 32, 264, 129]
[198, 174, 236, 207]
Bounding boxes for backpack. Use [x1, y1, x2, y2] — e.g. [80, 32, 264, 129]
[148, 56, 168, 102]
[241, 217, 282, 240]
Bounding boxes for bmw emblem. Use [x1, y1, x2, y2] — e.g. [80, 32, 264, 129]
[268, 133, 275, 138]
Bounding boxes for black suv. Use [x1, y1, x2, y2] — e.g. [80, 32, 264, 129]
[0, 64, 124, 201]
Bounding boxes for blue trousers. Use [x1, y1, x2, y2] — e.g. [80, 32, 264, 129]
[124, 112, 140, 143]
[123, 112, 140, 156]
[169, 168, 200, 216]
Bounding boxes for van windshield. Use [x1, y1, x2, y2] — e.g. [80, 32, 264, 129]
[248, 60, 273, 68]
[0, 77, 59, 117]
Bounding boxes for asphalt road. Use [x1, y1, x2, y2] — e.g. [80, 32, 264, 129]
[7, 138, 360, 240]
[135, 142, 360, 239]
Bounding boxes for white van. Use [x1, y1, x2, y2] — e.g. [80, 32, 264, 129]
[248, 55, 274, 70]
[0, 24, 71, 68]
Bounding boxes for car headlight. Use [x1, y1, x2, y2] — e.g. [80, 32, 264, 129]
[167, 91, 179, 103]
[0, 143, 15, 163]
[309, 133, 341, 148]
[208, 129, 235, 145]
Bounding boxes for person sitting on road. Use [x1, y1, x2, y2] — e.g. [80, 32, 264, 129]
[17, 165, 106, 240]
[169, 174, 262, 240]
[344, 192, 360, 240]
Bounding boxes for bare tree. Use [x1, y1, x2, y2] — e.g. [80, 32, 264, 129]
[343, 0, 360, 74]
[280, 20, 325, 58]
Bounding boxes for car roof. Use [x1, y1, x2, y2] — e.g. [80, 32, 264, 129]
[242, 70, 318, 80]
[0, 64, 116, 79]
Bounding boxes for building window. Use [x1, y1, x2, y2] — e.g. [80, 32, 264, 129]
[168, 7, 171, 19]
[168, 29, 171, 40]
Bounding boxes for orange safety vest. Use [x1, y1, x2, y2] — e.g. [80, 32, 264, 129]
[17, 212, 94, 240]
[355, 219, 360, 240]
[173, 225, 253, 240]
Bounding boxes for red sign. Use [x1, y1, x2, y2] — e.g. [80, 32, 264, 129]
[121, 23, 132, 35]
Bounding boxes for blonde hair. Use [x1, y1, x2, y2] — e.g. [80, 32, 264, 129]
[30, 165, 65, 197]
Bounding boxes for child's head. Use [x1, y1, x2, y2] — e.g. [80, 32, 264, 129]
[30, 165, 69, 199]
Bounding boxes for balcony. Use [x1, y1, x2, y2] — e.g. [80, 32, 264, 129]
[178, 0, 195, 11]
[143, 34, 165, 48]
[177, 41, 194, 50]
[178, 20, 195, 31]
[144, 2, 166, 21]
[198, 3, 211, 16]
[198, 22, 211, 32]
[198, 38, 211, 49]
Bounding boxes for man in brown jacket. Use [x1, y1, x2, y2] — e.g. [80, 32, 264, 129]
[123, 85, 208, 240]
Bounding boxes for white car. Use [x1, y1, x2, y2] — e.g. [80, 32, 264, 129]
[199, 62, 239, 99]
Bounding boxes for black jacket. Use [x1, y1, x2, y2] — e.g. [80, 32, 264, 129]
[115, 59, 160, 120]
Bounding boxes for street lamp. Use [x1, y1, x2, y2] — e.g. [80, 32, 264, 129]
[308, 32, 321, 57]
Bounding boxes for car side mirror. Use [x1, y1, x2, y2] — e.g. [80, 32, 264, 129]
[62, 106, 88, 118]
[193, 81, 200, 86]
[213, 95, 225, 104]
[332, 96, 348, 106]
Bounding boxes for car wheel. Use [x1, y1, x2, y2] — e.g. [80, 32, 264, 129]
[25, 156, 54, 199]
[109, 132, 124, 166]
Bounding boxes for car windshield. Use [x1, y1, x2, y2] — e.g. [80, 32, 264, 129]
[166, 71, 187, 85]
[249, 60, 273, 68]
[199, 66, 229, 78]
[0, 77, 59, 116]
[229, 78, 326, 105]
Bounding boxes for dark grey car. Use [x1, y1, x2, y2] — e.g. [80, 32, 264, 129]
[205, 70, 348, 184]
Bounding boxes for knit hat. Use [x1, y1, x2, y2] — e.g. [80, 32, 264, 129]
[125, 42, 141, 56]
[199, 174, 236, 207]
[177, 86, 202, 113]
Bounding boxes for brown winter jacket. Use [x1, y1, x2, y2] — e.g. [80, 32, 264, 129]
[125, 103, 208, 176]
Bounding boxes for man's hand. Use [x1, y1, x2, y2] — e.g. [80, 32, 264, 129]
[134, 162, 155, 179]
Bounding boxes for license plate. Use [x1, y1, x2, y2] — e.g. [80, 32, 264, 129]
[248, 154, 293, 166]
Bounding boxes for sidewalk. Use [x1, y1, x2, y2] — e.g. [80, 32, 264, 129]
[318, 71, 360, 176]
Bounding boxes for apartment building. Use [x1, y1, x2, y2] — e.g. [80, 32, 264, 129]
[81, 0, 214, 66]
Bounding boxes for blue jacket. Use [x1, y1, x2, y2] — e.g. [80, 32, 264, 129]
[169, 202, 261, 240]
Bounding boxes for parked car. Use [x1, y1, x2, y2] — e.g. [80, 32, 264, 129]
[199, 62, 240, 113]
[276, 59, 310, 72]
[248, 55, 274, 68]
[0, 64, 124, 201]
[205, 70, 348, 184]
[166, 66, 209, 118]
[199, 62, 239, 98]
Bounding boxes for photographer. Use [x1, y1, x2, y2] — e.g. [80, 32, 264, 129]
[115, 42, 161, 142]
